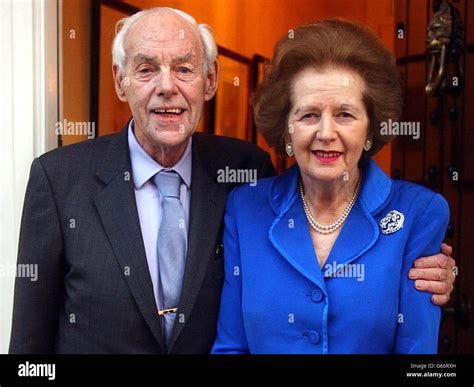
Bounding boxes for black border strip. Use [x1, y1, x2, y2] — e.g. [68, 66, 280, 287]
[1, 354, 473, 385]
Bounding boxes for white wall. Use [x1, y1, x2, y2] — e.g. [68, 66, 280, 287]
[0, 0, 60, 353]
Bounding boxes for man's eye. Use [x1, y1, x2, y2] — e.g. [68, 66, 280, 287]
[302, 113, 318, 120]
[177, 67, 192, 74]
[137, 67, 152, 74]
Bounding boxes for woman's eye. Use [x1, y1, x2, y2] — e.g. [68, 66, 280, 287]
[339, 112, 354, 119]
[302, 113, 317, 120]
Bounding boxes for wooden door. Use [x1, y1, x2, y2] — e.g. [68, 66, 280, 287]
[393, 0, 473, 354]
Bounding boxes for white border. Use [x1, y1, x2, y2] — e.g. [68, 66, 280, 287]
[0, 0, 61, 353]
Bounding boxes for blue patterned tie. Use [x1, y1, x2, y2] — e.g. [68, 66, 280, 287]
[153, 170, 187, 346]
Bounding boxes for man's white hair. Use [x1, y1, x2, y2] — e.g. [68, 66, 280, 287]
[112, 7, 218, 75]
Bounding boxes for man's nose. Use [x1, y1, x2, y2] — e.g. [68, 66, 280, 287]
[316, 114, 337, 142]
[154, 68, 178, 98]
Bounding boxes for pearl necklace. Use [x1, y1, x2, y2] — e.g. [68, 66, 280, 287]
[299, 177, 361, 234]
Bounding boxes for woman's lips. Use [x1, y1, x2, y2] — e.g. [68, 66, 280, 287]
[313, 150, 342, 163]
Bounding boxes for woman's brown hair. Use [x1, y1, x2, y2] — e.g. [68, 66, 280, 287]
[252, 19, 403, 157]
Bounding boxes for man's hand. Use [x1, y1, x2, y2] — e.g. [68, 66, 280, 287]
[409, 243, 456, 306]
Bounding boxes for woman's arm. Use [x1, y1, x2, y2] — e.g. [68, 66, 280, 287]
[211, 189, 250, 354]
[393, 193, 449, 354]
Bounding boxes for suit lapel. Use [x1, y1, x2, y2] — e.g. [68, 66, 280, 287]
[94, 128, 165, 351]
[167, 136, 227, 351]
[268, 161, 390, 288]
[268, 166, 327, 292]
[322, 202, 379, 278]
[323, 160, 391, 276]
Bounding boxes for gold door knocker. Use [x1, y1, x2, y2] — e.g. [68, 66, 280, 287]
[425, 1, 464, 96]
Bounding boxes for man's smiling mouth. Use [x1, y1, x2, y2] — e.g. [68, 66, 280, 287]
[150, 108, 186, 122]
[151, 108, 185, 115]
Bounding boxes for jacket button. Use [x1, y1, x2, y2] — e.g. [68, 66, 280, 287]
[311, 289, 323, 303]
[309, 331, 320, 344]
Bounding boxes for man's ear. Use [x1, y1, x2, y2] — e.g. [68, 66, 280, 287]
[204, 60, 219, 101]
[112, 64, 128, 102]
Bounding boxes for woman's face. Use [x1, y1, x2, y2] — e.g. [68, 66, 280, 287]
[287, 66, 369, 184]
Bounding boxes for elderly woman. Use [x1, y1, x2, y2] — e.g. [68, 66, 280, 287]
[211, 19, 449, 354]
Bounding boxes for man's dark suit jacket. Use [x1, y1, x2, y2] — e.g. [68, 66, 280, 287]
[9, 125, 275, 354]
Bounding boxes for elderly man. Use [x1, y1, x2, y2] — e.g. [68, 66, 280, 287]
[9, 7, 455, 354]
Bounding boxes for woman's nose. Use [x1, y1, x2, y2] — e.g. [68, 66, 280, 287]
[316, 115, 337, 141]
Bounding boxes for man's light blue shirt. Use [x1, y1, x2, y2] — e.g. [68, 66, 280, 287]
[128, 120, 192, 310]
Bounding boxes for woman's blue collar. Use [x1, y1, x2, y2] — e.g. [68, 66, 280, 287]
[269, 158, 393, 216]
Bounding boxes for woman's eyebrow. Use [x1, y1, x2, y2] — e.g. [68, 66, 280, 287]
[294, 104, 323, 114]
[339, 103, 360, 112]
[293, 103, 362, 115]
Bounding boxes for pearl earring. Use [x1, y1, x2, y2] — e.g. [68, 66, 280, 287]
[285, 143, 294, 157]
[363, 140, 372, 151]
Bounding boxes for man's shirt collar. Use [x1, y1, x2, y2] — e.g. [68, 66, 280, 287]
[128, 119, 192, 190]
